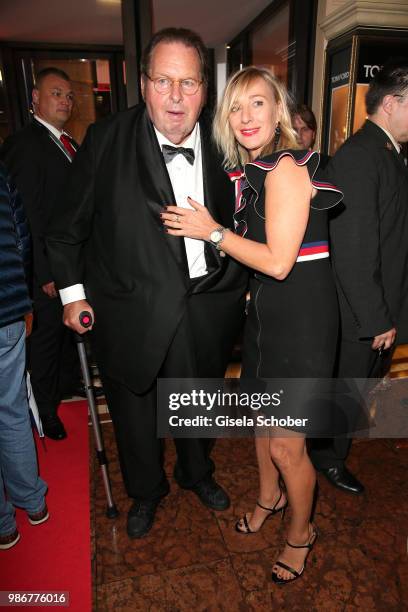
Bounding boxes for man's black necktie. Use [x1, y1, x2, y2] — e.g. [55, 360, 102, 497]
[162, 144, 195, 165]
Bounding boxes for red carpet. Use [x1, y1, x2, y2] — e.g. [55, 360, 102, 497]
[0, 401, 91, 611]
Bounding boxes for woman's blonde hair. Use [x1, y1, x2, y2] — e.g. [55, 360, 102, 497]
[213, 66, 299, 169]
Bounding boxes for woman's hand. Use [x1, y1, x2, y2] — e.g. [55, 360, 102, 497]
[160, 197, 220, 240]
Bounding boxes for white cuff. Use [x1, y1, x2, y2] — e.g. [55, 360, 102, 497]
[59, 284, 86, 305]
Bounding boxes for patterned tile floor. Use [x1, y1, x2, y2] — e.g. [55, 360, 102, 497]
[91, 433, 408, 611]
[89, 347, 408, 611]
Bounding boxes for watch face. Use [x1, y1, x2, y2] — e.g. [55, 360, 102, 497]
[211, 230, 222, 243]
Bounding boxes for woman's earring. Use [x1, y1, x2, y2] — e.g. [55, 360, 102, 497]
[274, 122, 281, 147]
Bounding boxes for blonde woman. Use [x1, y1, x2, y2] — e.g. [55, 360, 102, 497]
[161, 67, 342, 584]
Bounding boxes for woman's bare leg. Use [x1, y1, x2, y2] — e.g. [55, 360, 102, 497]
[236, 435, 286, 532]
[269, 434, 316, 580]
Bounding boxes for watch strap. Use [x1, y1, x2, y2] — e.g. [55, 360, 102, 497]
[216, 227, 230, 250]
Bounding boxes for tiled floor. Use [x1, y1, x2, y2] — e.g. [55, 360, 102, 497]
[89, 346, 408, 611]
[391, 344, 408, 379]
[91, 433, 408, 610]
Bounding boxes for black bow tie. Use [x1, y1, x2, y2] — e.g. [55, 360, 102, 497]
[162, 144, 195, 165]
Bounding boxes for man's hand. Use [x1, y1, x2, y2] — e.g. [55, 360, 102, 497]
[371, 327, 396, 351]
[63, 299, 94, 334]
[25, 313, 33, 337]
[42, 281, 58, 298]
[161, 198, 220, 240]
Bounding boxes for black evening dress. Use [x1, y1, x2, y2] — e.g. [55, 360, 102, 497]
[228, 150, 344, 433]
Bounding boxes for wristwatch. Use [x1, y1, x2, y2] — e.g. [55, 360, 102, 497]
[209, 226, 229, 250]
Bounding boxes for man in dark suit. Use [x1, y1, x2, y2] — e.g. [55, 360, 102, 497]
[47, 29, 247, 538]
[1, 67, 81, 440]
[310, 59, 408, 493]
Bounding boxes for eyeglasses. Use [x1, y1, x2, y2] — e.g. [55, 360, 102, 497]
[144, 74, 202, 95]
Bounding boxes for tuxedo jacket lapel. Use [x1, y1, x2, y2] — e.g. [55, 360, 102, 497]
[47, 130, 74, 162]
[135, 108, 189, 274]
[200, 118, 220, 276]
[200, 117, 219, 222]
[191, 114, 234, 293]
[33, 119, 67, 161]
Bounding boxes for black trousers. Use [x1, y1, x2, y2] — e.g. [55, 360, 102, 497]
[103, 292, 232, 501]
[310, 338, 382, 470]
[28, 293, 80, 417]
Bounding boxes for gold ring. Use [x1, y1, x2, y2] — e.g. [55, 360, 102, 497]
[176, 215, 180, 223]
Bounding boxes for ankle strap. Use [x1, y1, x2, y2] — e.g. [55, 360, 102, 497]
[286, 540, 312, 549]
[256, 489, 282, 513]
[286, 528, 316, 549]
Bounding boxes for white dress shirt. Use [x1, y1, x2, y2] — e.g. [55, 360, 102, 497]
[34, 115, 63, 138]
[34, 115, 74, 144]
[59, 122, 207, 305]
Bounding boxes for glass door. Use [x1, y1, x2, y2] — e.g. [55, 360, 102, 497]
[1, 46, 125, 142]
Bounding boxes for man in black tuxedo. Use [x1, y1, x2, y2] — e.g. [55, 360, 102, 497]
[310, 60, 408, 493]
[47, 29, 247, 537]
[0, 68, 81, 440]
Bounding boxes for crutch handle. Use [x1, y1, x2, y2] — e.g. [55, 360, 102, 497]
[79, 310, 93, 328]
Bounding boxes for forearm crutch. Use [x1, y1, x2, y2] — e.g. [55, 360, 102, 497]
[75, 311, 119, 518]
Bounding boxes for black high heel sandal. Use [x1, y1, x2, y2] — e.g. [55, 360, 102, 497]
[271, 525, 318, 585]
[235, 489, 287, 534]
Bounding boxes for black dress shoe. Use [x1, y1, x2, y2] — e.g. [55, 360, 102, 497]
[190, 476, 230, 510]
[127, 499, 160, 539]
[41, 414, 67, 440]
[320, 466, 364, 495]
